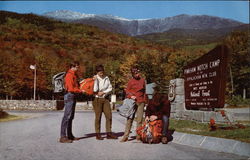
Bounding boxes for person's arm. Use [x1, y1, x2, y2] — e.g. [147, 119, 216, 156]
[93, 76, 99, 93]
[162, 97, 171, 117]
[143, 80, 148, 103]
[103, 78, 112, 94]
[145, 101, 152, 118]
[162, 95, 171, 117]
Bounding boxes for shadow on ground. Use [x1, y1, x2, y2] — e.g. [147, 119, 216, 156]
[78, 132, 124, 140]
[77, 129, 175, 144]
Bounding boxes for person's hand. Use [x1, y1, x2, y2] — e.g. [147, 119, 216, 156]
[145, 116, 149, 122]
[98, 91, 104, 96]
[93, 75, 97, 80]
[150, 115, 158, 121]
[131, 96, 136, 100]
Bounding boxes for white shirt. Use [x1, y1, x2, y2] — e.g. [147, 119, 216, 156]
[93, 75, 112, 98]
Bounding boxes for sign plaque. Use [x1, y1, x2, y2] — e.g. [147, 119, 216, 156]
[183, 45, 229, 109]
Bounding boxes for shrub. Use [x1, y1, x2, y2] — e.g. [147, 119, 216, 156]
[0, 108, 9, 118]
[226, 95, 250, 107]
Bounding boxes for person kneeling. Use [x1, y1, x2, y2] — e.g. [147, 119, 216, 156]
[145, 92, 171, 144]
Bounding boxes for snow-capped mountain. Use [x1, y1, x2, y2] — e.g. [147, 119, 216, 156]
[43, 10, 244, 36]
[43, 10, 95, 20]
[43, 10, 130, 21]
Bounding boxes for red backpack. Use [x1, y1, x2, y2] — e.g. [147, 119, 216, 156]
[136, 120, 163, 144]
[79, 78, 95, 95]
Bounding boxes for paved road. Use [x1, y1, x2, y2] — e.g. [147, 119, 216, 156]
[0, 111, 248, 160]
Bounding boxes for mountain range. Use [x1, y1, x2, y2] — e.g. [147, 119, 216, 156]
[136, 24, 249, 46]
[43, 10, 245, 36]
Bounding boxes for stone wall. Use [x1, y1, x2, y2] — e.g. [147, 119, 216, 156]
[0, 100, 57, 110]
[0, 100, 108, 111]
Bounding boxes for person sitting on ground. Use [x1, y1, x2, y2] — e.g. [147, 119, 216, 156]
[145, 91, 171, 144]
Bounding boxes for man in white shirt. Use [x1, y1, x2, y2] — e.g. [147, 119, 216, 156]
[93, 65, 118, 140]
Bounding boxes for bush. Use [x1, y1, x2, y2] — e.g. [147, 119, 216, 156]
[0, 108, 9, 118]
[226, 95, 250, 107]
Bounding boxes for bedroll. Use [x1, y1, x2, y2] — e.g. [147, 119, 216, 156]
[136, 120, 163, 144]
[80, 78, 95, 95]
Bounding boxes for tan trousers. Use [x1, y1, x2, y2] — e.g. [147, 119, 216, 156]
[123, 102, 145, 137]
[93, 97, 112, 133]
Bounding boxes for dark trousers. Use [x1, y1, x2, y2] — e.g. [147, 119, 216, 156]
[162, 115, 169, 136]
[93, 97, 112, 133]
[60, 92, 76, 138]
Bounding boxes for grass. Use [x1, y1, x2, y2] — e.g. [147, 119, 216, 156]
[115, 100, 123, 105]
[0, 110, 27, 122]
[225, 105, 250, 108]
[0, 114, 26, 122]
[169, 119, 250, 143]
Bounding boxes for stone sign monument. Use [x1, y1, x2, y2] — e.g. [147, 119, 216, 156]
[183, 45, 229, 110]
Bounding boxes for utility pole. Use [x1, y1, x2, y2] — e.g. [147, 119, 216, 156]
[229, 66, 234, 97]
[30, 64, 36, 100]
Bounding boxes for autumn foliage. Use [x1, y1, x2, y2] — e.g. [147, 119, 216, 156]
[0, 11, 249, 100]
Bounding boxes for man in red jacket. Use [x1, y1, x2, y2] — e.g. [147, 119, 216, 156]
[59, 61, 84, 143]
[120, 66, 147, 142]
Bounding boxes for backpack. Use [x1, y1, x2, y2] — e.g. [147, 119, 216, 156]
[52, 72, 66, 93]
[136, 120, 163, 144]
[79, 78, 95, 95]
[117, 98, 136, 119]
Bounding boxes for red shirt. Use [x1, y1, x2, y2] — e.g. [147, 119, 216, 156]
[125, 77, 147, 103]
[64, 69, 81, 93]
[145, 94, 171, 119]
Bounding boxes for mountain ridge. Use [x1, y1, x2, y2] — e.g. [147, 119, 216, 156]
[43, 10, 245, 36]
[136, 24, 249, 46]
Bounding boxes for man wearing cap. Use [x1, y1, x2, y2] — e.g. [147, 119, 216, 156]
[120, 66, 147, 142]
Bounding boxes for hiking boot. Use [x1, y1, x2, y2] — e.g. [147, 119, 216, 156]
[161, 136, 168, 144]
[69, 136, 80, 141]
[107, 132, 118, 139]
[120, 136, 128, 142]
[59, 137, 73, 143]
[96, 133, 104, 140]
